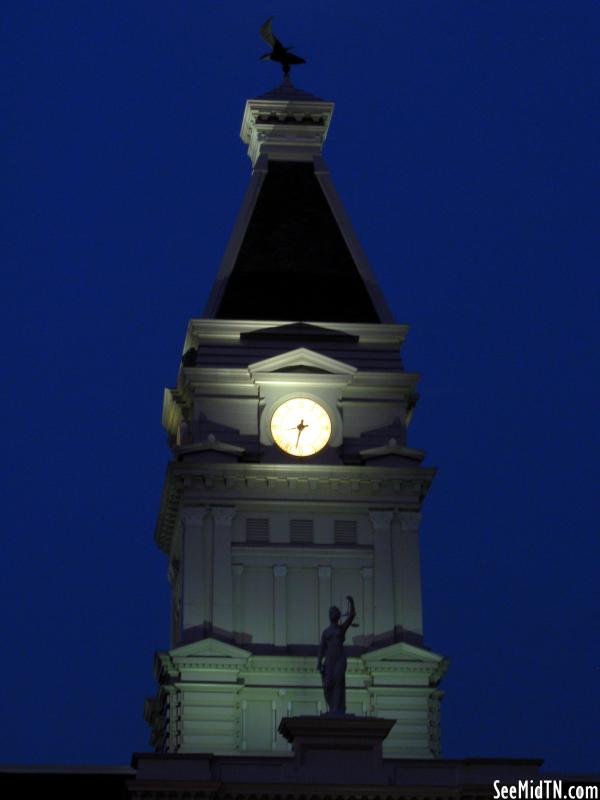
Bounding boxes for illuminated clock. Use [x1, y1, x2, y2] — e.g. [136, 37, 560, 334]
[270, 397, 332, 457]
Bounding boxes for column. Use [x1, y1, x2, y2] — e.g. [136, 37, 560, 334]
[211, 507, 235, 636]
[232, 564, 244, 644]
[369, 510, 395, 638]
[361, 566, 374, 641]
[273, 565, 287, 647]
[394, 512, 423, 637]
[317, 566, 332, 633]
[180, 508, 209, 638]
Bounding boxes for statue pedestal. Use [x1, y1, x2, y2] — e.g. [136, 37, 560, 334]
[278, 715, 396, 783]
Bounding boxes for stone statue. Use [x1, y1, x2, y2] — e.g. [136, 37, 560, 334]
[317, 595, 356, 715]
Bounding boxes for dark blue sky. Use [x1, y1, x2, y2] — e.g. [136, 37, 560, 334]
[3, 1, 599, 772]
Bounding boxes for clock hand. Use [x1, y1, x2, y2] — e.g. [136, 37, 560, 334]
[295, 418, 309, 449]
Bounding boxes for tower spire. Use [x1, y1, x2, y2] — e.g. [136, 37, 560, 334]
[203, 80, 393, 324]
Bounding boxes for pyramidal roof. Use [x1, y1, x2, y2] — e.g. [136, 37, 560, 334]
[255, 75, 325, 102]
[203, 78, 393, 325]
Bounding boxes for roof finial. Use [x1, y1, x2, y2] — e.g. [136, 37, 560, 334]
[259, 17, 306, 77]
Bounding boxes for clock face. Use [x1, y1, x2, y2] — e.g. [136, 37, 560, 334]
[270, 397, 332, 457]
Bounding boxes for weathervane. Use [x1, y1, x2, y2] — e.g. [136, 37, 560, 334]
[259, 17, 306, 76]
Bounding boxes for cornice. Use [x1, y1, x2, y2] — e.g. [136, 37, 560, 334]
[174, 440, 245, 458]
[165, 461, 435, 484]
[240, 97, 335, 141]
[180, 367, 250, 385]
[350, 372, 420, 387]
[155, 463, 435, 552]
[176, 367, 420, 397]
[365, 658, 449, 686]
[361, 640, 445, 664]
[186, 319, 409, 348]
[240, 96, 335, 164]
[367, 663, 443, 677]
[361, 444, 425, 463]
[152, 650, 446, 683]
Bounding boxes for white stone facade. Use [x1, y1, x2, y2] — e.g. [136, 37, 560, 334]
[145, 81, 448, 759]
[146, 319, 448, 757]
[146, 639, 445, 758]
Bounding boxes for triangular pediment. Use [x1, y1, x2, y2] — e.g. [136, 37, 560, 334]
[248, 347, 357, 378]
[169, 637, 251, 660]
[361, 641, 445, 664]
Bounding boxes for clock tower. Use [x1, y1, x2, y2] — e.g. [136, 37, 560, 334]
[145, 76, 448, 759]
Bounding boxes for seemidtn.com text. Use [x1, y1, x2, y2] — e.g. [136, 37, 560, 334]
[494, 781, 598, 800]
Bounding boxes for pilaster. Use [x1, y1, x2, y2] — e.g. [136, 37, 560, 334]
[369, 510, 395, 639]
[212, 507, 236, 637]
[232, 564, 244, 645]
[180, 508, 210, 640]
[273, 565, 288, 646]
[361, 566, 374, 641]
[317, 566, 332, 632]
[393, 512, 423, 638]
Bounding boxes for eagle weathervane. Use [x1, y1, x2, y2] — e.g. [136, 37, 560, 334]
[259, 17, 306, 76]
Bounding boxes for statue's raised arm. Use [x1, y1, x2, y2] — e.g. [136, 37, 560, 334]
[340, 596, 356, 635]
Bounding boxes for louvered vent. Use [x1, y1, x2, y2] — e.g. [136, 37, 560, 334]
[290, 519, 314, 543]
[246, 518, 269, 543]
[334, 520, 357, 544]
